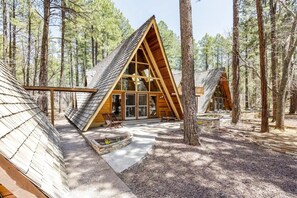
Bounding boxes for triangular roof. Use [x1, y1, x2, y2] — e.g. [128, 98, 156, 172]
[0, 61, 68, 197]
[173, 68, 232, 113]
[65, 16, 182, 131]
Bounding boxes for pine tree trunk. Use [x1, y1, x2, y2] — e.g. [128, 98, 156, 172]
[245, 34, 249, 109]
[38, 0, 50, 116]
[2, 0, 7, 64]
[95, 41, 98, 65]
[11, 0, 16, 77]
[289, 81, 297, 114]
[179, 0, 200, 146]
[75, 38, 79, 87]
[69, 43, 73, 87]
[26, 0, 32, 86]
[91, 26, 94, 68]
[83, 33, 87, 87]
[289, 92, 297, 114]
[59, 0, 65, 113]
[256, 0, 269, 132]
[231, 0, 241, 124]
[270, 0, 278, 122]
[275, 9, 297, 130]
[33, 29, 40, 87]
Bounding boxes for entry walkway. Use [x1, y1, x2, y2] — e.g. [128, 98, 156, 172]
[85, 120, 181, 173]
[55, 119, 136, 198]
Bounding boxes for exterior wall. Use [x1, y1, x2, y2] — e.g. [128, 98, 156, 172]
[90, 92, 171, 128]
[90, 95, 112, 127]
[157, 94, 171, 116]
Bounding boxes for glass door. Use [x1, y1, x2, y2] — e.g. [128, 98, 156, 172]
[125, 93, 136, 119]
[149, 95, 157, 118]
[138, 94, 148, 119]
[112, 94, 122, 120]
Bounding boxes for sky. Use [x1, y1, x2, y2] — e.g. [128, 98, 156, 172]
[112, 0, 233, 41]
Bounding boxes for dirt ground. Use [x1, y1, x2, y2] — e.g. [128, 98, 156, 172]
[120, 129, 297, 198]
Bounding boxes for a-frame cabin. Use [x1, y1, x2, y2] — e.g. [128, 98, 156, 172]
[65, 16, 183, 131]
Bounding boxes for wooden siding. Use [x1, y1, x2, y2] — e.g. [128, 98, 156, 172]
[145, 25, 183, 118]
[0, 184, 15, 198]
[157, 94, 171, 115]
[93, 95, 112, 124]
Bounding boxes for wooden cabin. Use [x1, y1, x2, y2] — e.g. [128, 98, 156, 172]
[65, 16, 182, 131]
[0, 61, 68, 198]
[173, 68, 232, 113]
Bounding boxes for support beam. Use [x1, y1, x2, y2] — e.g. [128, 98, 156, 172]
[23, 86, 98, 125]
[50, 90, 54, 125]
[23, 86, 97, 93]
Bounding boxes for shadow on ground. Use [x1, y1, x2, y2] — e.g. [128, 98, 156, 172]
[120, 130, 297, 198]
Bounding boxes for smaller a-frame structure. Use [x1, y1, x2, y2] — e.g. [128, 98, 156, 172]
[66, 16, 183, 131]
[173, 68, 232, 113]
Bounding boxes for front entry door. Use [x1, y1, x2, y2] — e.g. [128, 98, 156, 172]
[125, 93, 136, 119]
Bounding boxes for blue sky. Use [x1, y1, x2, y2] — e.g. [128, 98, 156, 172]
[112, 0, 233, 41]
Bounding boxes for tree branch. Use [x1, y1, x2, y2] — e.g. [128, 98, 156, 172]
[277, 0, 296, 17]
[238, 53, 274, 92]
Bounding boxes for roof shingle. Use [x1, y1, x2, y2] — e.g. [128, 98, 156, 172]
[0, 61, 69, 198]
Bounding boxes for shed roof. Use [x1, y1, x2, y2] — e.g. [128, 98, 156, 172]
[0, 61, 68, 197]
[173, 68, 230, 113]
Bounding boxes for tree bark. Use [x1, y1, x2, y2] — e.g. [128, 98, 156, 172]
[95, 41, 98, 65]
[75, 38, 79, 86]
[179, 0, 200, 146]
[289, 73, 297, 114]
[245, 34, 249, 110]
[2, 0, 7, 65]
[270, 0, 278, 122]
[26, 0, 32, 86]
[231, 0, 241, 124]
[38, 0, 50, 116]
[33, 29, 40, 88]
[256, 0, 269, 132]
[69, 43, 73, 87]
[83, 33, 87, 87]
[11, 0, 16, 77]
[91, 25, 95, 68]
[59, 0, 66, 113]
[275, 8, 297, 130]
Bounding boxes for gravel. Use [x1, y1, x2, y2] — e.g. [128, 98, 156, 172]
[120, 129, 297, 198]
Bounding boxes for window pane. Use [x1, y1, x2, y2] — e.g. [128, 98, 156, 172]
[126, 107, 136, 118]
[122, 77, 136, 91]
[124, 62, 136, 75]
[126, 94, 135, 105]
[139, 94, 147, 105]
[137, 78, 149, 91]
[138, 106, 147, 117]
[150, 79, 160, 92]
[137, 63, 150, 77]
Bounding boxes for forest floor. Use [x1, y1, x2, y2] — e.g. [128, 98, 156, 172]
[120, 124, 297, 197]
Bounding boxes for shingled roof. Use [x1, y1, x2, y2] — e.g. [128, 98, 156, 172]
[173, 68, 231, 113]
[0, 61, 68, 197]
[65, 16, 159, 131]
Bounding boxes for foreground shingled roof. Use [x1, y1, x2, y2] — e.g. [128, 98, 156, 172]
[65, 16, 154, 131]
[0, 61, 68, 197]
[173, 68, 227, 113]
